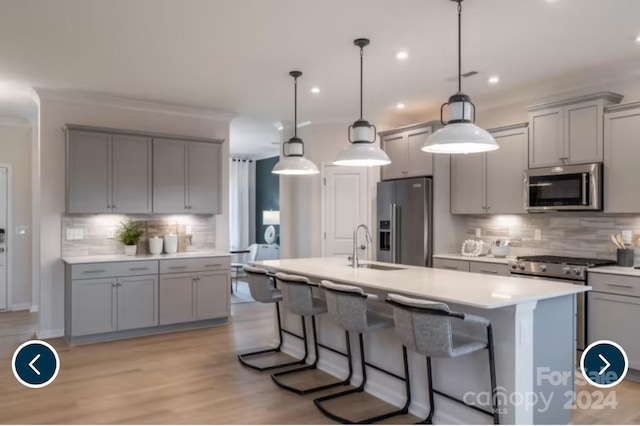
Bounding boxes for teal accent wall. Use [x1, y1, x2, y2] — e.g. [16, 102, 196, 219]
[255, 156, 280, 244]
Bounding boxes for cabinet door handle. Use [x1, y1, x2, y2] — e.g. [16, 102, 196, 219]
[168, 266, 187, 270]
[112, 282, 117, 287]
[606, 283, 634, 289]
[84, 270, 106, 274]
[128, 267, 148, 271]
[480, 270, 499, 275]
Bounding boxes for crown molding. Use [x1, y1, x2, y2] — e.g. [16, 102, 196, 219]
[34, 88, 236, 121]
[0, 116, 32, 128]
[525, 91, 624, 111]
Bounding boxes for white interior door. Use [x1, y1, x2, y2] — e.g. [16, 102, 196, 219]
[0, 167, 7, 310]
[322, 165, 369, 259]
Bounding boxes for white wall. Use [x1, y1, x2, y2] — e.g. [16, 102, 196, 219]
[36, 95, 232, 337]
[0, 119, 33, 309]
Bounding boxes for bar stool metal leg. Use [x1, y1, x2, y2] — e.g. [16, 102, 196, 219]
[271, 316, 353, 395]
[238, 305, 308, 372]
[488, 325, 500, 425]
[314, 335, 412, 424]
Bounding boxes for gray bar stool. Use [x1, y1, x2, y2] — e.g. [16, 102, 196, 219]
[386, 293, 499, 425]
[271, 272, 352, 395]
[314, 280, 411, 424]
[236, 266, 307, 371]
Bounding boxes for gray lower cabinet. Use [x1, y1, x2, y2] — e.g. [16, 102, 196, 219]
[117, 275, 159, 331]
[159, 273, 196, 325]
[159, 269, 230, 325]
[433, 258, 470, 272]
[71, 277, 117, 336]
[451, 123, 528, 214]
[70, 274, 158, 337]
[588, 292, 640, 370]
[433, 258, 510, 276]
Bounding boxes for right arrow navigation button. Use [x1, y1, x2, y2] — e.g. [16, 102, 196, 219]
[581, 340, 628, 388]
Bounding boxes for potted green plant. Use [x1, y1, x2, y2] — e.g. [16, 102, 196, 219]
[116, 220, 144, 256]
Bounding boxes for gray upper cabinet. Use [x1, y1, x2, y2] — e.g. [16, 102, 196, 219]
[153, 138, 222, 214]
[451, 123, 528, 214]
[66, 125, 223, 216]
[67, 130, 111, 214]
[153, 138, 188, 213]
[486, 125, 528, 214]
[451, 149, 485, 214]
[604, 102, 640, 213]
[188, 142, 222, 214]
[527, 92, 623, 169]
[381, 134, 406, 180]
[111, 134, 152, 214]
[380, 121, 438, 180]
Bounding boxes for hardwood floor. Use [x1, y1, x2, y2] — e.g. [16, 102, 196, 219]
[0, 304, 638, 424]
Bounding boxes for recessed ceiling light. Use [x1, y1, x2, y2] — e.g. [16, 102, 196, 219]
[310, 86, 320, 94]
[396, 51, 409, 60]
[396, 102, 406, 110]
[635, 35, 640, 43]
[488, 76, 500, 84]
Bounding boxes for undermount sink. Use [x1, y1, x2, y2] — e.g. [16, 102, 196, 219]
[357, 263, 404, 271]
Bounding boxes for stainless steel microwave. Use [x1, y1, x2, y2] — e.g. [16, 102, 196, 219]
[524, 163, 602, 212]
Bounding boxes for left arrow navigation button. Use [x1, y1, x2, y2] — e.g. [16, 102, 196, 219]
[12, 340, 60, 388]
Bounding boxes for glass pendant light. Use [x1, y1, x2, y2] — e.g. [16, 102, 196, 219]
[334, 39, 391, 167]
[272, 71, 319, 175]
[422, 0, 498, 154]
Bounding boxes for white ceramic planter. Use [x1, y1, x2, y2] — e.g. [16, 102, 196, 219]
[149, 237, 163, 255]
[124, 245, 138, 256]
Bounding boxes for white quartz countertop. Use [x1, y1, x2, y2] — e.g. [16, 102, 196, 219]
[434, 253, 515, 265]
[251, 257, 590, 310]
[62, 251, 231, 265]
[588, 265, 640, 277]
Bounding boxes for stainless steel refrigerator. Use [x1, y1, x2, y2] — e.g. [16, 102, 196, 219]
[376, 177, 433, 267]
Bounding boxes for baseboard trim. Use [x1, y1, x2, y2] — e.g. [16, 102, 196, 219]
[36, 329, 64, 339]
[29, 305, 39, 313]
[11, 303, 31, 311]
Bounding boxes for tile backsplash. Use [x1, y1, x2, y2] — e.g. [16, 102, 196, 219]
[62, 215, 216, 257]
[464, 213, 640, 261]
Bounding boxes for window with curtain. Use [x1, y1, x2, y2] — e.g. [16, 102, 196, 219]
[229, 158, 251, 250]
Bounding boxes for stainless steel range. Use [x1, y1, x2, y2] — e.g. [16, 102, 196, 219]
[508, 255, 615, 352]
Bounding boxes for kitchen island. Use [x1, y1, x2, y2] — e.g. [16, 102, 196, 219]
[252, 257, 587, 425]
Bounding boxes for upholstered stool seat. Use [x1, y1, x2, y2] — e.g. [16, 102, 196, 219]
[387, 293, 499, 424]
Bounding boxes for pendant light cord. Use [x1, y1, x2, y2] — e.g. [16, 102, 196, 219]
[457, 0, 462, 93]
[359, 47, 364, 120]
[293, 75, 298, 137]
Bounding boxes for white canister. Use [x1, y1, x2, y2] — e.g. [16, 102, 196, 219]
[149, 236, 163, 255]
[164, 233, 178, 254]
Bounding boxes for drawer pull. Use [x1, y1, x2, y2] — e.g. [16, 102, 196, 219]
[83, 270, 106, 274]
[480, 270, 499, 275]
[606, 283, 634, 289]
[205, 264, 221, 267]
[168, 266, 188, 270]
[129, 267, 148, 271]
[443, 266, 458, 270]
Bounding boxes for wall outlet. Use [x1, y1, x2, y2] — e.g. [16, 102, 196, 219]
[534, 229, 542, 241]
[475, 228, 482, 238]
[66, 228, 84, 241]
[622, 230, 633, 244]
[107, 227, 116, 239]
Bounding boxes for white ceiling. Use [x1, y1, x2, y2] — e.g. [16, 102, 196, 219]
[1, 0, 640, 134]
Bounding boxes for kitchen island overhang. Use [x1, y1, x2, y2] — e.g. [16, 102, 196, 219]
[250, 257, 588, 425]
